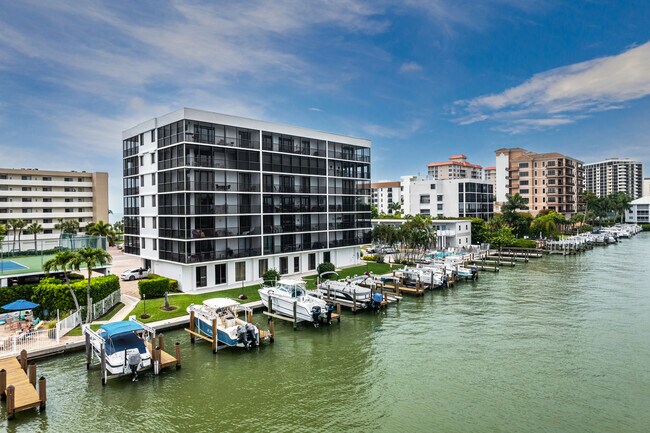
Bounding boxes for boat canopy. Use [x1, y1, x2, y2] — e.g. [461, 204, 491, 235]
[203, 298, 240, 309]
[99, 321, 144, 338]
[278, 279, 304, 286]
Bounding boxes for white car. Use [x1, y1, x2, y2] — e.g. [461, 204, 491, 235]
[120, 268, 150, 281]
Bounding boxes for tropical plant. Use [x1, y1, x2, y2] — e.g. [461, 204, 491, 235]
[531, 210, 565, 240]
[8, 218, 26, 252]
[113, 219, 124, 233]
[370, 204, 379, 219]
[43, 250, 82, 312]
[76, 247, 112, 322]
[262, 268, 281, 285]
[25, 222, 42, 251]
[55, 218, 80, 234]
[0, 223, 6, 244]
[86, 220, 117, 246]
[388, 202, 402, 214]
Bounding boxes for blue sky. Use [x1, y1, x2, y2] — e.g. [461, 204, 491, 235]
[1, 1, 649, 218]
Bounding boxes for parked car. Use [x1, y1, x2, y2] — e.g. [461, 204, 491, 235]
[382, 247, 399, 254]
[120, 268, 150, 281]
[116, 244, 124, 250]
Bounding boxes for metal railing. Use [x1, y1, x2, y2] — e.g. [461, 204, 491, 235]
[91, 290, 121, 321]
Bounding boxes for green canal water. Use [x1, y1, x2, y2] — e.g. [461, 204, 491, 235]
[3, 234, 649, 433]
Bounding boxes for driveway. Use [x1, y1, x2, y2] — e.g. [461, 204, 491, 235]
[107, 247, 143, 299]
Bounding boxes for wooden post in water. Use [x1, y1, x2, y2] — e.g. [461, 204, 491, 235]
[155, 347, 162, 374]
[293, 300, 298, 331]
[268, 296, 273, 314]
[352, 289, 357, 313]
[246, 309, 253, 324]
[175, 342, 181, 369]
[158, 334, 165, 352]
[20, 349, 27, 372]
[38, 377, 46, 410]
[268, 318, 275, 342]
[394, 278, 399, 296]
[0, 369, 5, 400]
[100, 344, 107, 386]
[6, 384, 15, 420]
[85, 332, 92, 369]
[28, 363, 36, 387]
[211, 318, 218, 354]
[189, 310, 196, 344]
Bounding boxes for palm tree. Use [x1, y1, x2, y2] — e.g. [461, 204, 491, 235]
[0, 223, 6, 244]
[502, 193, 529, 213]
[76, 246, 112, 323]
[43, 251, 82, 312]
[25, 222, 42, 251]
[8, 219, 26, 252]
[86, 220, 116, 246]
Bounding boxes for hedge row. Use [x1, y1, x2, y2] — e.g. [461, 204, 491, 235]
[641, 223, 650, 231]
[506, 239, 538, 248]
[138, 274, 179, 299]
[0, 274, 120, 315]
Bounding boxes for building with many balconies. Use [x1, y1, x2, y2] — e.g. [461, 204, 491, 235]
[584, 158, 643, 199]
[495, 148, 584, 217]
[122, 108, 371, 292]
[0, 168, 108, 244]
[427, 154, 484, 180]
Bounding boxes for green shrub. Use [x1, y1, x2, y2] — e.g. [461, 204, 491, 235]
[0, 283, 37, 311]
[262, 268, 281, 285]
[362, 254, 378, 261]
[30, 275, 120, 314]
[507, 239, 537, 248]
[641, 223, 650, 231]
[139, 275, 176, 299]
[317, 262, 336, 278]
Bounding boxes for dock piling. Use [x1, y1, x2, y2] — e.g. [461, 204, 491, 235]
[6, 384, 15, 420]
[0, 369, 5, 400]
[189, 311, 196, 344]
[352, 289, 357, 313]
[85, 332, 91, 369]
[100, 344, 107, 386]
[268, 318, 275, 342]
[175, 342, 181, 369]
[293, 301, 298, 331]
[158, 334, 165, 352]
[211, 319, 218, 353]
[38, 377, 46, 410]
[247, 310, 253, 324]
[20, 350, 27, 372]
[28, 363, 36, 388]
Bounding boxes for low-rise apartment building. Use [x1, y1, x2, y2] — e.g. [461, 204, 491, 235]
[625, 196, 650, 223]
[371, 218, 472, 248]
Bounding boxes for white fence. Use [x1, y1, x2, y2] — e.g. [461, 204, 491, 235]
[0, 290, 121, 359]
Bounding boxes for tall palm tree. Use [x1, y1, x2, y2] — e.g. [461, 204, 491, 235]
[7, 219, 18, 251]
[502, 193, 529, 213]
[9, 219, 26, 252]
[0, 223, 6, 244]
[25, 222, 42, 251]
[43, 251, 82, 312]
[76, 246, 112, 323]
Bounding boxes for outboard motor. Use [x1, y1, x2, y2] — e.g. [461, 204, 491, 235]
[371, 292, 383, 310]
[311, 306, 322, 326]
[245, 323, 257, 347]
[471, 265, 478, 280]
[442, 274, 448, 289]
[325, 304, 334, 324]
[237, 325, 249, 348]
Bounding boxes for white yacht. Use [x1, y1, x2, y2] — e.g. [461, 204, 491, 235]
[259, 279, 332, 324]
[187, 298, 261, 348]
[315, 279, 372, 306]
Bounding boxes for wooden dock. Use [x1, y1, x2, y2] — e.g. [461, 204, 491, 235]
[145, 339, 180, 370]
[0, 350, 46, 420]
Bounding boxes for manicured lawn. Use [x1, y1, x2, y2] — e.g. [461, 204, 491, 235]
[67, 323, 101, 336]
[101, 302, 125, 321]
[130, 284, 263, 323]
[302, 262, 405, 289]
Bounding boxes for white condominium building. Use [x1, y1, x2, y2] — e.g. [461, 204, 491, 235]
[371, 181, 402, 214]
[122, 108, 371, 292]
[0, 168, 109, 243]
[584, 158, 643, 199]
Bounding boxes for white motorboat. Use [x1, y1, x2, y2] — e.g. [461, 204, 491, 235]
[315, 279, 372, 306]
[187, 298, 261, 348]
[259, 279, 333, 324]
[83, 318, 153, 378]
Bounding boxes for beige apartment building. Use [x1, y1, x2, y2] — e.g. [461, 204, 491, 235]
[427, 154, 483, 180]
[495, 148, 584, 217]
[484, 166, 496, 188]
[0, 168, 109, 243]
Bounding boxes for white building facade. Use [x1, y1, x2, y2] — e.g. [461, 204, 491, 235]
[642, 178, 650, 197]
[401, 176, 493, 220]
[371, 218, 472, 248]
[584, 158, 643, 199]
[0, 168, 109, 244]
[123, 108, 371, 292]
[371, 181, 402, 214]
[625, 196, 650, 223]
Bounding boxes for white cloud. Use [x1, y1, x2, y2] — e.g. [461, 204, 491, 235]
[309, 107, 323, 112]
[362, 119, 423, 138]
[399, 61, 423, 73]
[454, 41, 650, 133]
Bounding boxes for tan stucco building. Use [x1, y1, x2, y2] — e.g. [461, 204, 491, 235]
[0, 168, 109, 242]
[427, 154, 483, 180]
[495, 148, 583, 217]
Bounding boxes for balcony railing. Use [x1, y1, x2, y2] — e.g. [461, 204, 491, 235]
[328, 236, 370, 248]
[161, 248, 262, 264]
[328, 151, 370, 163]
[328, 204, 371, 212]
[159, 204, 261, 215]
[263, 205, 326, 214]
[263, 224, 328, 234]
[328, 187, 371, 195]
[263, 242, 327, 255]
[159, 227, 261, 239]
[263, 185, 327, 194]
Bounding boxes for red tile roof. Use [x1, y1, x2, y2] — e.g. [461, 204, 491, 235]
[427, 161, 483, 169]
[485, 166, 496, 171]
[449, 154, 467, 160]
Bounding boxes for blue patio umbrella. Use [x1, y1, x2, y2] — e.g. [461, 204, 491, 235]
[2, 299, 40, 311]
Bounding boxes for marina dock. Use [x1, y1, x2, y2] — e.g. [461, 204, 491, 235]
[0, 350, 46, 420]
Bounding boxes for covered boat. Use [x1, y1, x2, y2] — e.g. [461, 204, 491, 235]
[187, 298, 261, 348]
